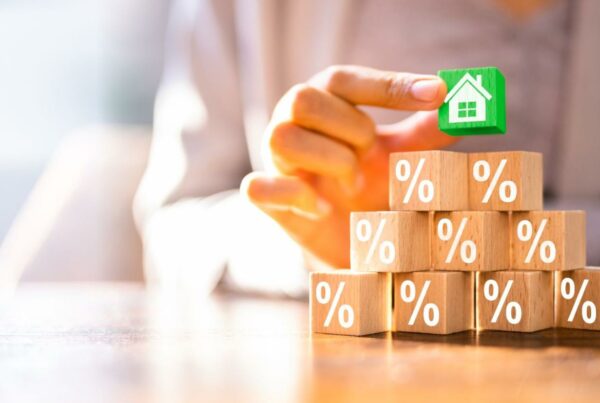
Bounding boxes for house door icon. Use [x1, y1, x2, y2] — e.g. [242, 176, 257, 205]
[445, 73, 492, 124]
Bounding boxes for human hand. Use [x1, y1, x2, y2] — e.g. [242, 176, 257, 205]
[242, 65, 457, 268]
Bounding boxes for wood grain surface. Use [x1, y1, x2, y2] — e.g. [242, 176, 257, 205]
[388, 151, 469, 211]
[350, 211, 430, 272]
[512, 210, 587, 271]
[468, 151, 543, 211]
[433, 211, 510, 271]
[2, 283, 600, 403]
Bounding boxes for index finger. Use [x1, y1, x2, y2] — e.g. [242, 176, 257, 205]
[309, 65, 447, 111]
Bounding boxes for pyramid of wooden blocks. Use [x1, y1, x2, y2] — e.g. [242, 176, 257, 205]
[311, 150, 592, 336]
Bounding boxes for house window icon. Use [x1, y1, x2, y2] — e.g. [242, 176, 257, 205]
[445, 73, 492, 124]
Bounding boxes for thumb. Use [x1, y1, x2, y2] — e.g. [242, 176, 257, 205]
[376, 111, 459, 152]
[309, 65, 448, 111]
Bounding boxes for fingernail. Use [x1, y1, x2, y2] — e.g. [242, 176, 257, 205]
[410, 79, 441, 102]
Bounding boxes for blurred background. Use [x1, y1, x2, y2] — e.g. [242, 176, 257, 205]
[0, 0, 171, 282]
[1, 0, 598, 289]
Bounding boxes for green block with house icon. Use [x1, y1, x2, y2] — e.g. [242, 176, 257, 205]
[438, 67, 506, 136]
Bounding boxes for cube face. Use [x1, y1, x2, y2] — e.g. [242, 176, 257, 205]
[556, 268, 600, 330]
[393, 272, 474, 334]
[350, 211, 430, 272]
[468, 151, 543, 211]
[310, 271, 390, 336]
[438, 67, 506, 136]
[511, 211, 586, 271]
[388, 151, 468, 211]
[432, 212, 509, 271]
[477, 271, 553, 332]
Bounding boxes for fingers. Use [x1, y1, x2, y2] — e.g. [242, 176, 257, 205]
[273, 84, 375, 150]
[377, 111, 459, 151]
[241, 172, 347, 267]
[309, 65, 447, 111]
[267, 122, 358, 186]
[241, 172, 330, 220]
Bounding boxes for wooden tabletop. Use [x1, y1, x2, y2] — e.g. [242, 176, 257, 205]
[1, 283, 600, 403]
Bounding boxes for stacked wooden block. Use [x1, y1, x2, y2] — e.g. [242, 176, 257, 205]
[310, 151, 596, 336]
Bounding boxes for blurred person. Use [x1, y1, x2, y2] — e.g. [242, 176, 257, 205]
[134, 0, 600, 297]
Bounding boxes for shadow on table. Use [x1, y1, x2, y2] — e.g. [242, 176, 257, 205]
[367, 328, 600, 349]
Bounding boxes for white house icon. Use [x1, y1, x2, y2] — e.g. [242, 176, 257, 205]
[444, 73, 492, 123]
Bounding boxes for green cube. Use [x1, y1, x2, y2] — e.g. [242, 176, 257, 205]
[438, 67, 506, 136]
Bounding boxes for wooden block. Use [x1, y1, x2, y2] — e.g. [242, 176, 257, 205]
[393, 272, 473, 334]
[556, 267, 600, 330]
[511, 211, 586, 271]
[438, 66, 506, 135]
[351, 211, 430, 272]
[477, 271, 553, 332]
[310, 271, 390, 336]
[468, 151, 543, 211]
[432, 211, 509, 271]
[389, 151, 468, 211]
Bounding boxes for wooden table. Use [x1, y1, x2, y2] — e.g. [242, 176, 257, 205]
[1, 283, 600, 402]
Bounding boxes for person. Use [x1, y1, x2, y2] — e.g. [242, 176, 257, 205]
[134, 0, 600, 297]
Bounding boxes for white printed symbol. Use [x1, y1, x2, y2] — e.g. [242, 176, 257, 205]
[437, 217, 477, 264]
[444, 73, 492, 123]
[395, 158, 434, 204]
[399, 280, 440, 327]
[473, 159, 517, 204]
[483, 279, 522, 325]
[355, 218, 396, 265]
[315, 281, 354, 329]
[517, 219, 556, 264]
[561, 278, 596, 324]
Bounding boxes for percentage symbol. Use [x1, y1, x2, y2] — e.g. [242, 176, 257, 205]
[483, 279, 522, 324]
[315, 281, 354, 329]
[399, 280, 440, 327]
[561, 278, 597, 324]
[517, 219, 556, 264]
[395, 158, 434, 204]
[473, 159, 517, 203]
[356, 219, 396, 265]
[437, 217, 477, 264]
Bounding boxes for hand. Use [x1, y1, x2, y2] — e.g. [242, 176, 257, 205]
[241, 65, 457, 268]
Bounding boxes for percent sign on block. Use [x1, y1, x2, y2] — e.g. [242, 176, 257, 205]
[557, 268, 600, 330]
[437, 217, 477, 264]
[395, 158, 434, 204]
[310, 271, 389, 336]
[399, 279, 440, 327]
[433, 212, 509, 271]
[468, 152, 543, 211]
[350, 212, 429, 272]
[483, 279, 522, 325]
[315, 281, 354, 329]
[477, 271, 553, 332]
[355, 218, 396, 266]
[561, 278, 596, 324]
[472, 159, 516, 204]
[517, 219, 556, 264]
[512, 211, 586, 271]
[394, 272, 473, 334]
[389, 151, 468, 211]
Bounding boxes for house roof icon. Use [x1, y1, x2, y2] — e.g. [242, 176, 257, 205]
[444, 72, 492, 103]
